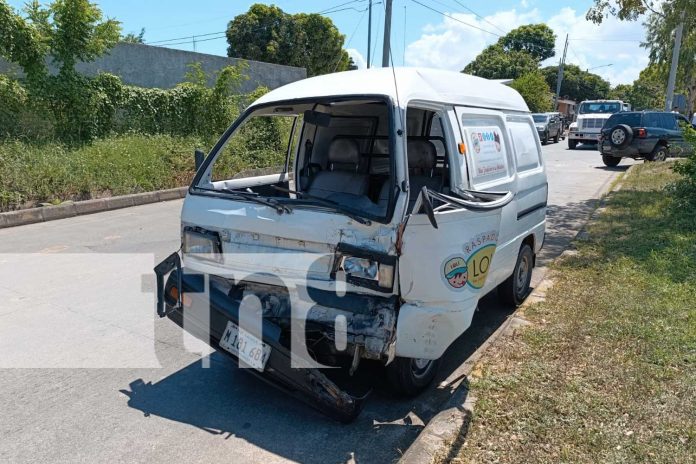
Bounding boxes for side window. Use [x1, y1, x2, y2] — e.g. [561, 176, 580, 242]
[644, 113, 659, 128]
[508, 118, 541, 172]
[458, 113, 510, 186]
[661, 113, 677, 130]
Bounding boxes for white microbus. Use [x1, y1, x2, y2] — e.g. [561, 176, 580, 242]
[155, 68, 548, 421]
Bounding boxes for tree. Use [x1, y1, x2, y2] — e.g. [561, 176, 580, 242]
[463, 45, 539, 80]
[586, 1, 696, 115]
[510, 71, 553, 112]
[629, 64, 666, 109]
[540, 64, 611, 102]
[225, 4, 351, 76]
[499, 24, 556, 61]
[462, 24, 555, 79]
[609, 83, 633, 102]
[122, 27, 145, 43]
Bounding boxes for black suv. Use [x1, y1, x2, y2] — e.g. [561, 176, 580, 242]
[599, 111, 694, 167]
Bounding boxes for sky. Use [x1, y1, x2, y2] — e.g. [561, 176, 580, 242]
[7, 0, 651, 85]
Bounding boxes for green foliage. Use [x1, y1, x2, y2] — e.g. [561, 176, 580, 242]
[226, 3, 350, 76]
[510, 71, 553, 112]
[121, 27, 145, 43]
[463, 24, 556, 79]
[540, 64, 611, 102]
[499, 24, 556, 61]
[671, 124, 696, 206]
[463, 45, 539, 80]
[0, 134, 212, 211]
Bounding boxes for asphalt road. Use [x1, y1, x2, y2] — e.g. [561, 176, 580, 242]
[0, 141, 635, 464]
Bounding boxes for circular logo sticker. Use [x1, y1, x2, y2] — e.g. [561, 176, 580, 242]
[466, 244, 496, 289]
[443, 256, 469, 289]
[470, 132, 481, 154]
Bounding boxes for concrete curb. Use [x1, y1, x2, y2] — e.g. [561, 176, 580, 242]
[0, 187, 188, 229]
[398, 165, 635, 464]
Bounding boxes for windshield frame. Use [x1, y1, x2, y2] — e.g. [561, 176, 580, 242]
[190, 94, 400, 225]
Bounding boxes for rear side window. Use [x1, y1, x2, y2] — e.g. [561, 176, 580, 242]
[508, 118, 541, 171]
[660, 113, 677, 130]
[606, 113, 642, 127]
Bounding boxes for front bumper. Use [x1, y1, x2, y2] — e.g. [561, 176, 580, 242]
[154, 252, 395, 422]
[568, 131, 600, 142]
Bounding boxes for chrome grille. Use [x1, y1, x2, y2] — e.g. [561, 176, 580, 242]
[580, 118, 605, 129]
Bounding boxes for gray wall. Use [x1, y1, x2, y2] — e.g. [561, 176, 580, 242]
[0, 42, 306, 92]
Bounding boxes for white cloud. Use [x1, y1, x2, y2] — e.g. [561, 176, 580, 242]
[405, 5, 649, 86]
[346, 48, 367, 69]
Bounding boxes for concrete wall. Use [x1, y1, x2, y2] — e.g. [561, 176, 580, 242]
[0, 42, 306, 92]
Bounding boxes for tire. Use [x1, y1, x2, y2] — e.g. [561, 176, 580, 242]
[568, 139, 577, 149]
[386, 356, 441, 396]
[499, 243, 534, 307]
[602, 154, 621, 167]
[553, 131, 560, 143]
[542, 132, 549, 145]
[647, 145, 667, 162]
[609, 124, 633, 149]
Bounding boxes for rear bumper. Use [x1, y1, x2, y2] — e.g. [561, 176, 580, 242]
[154, 252, 396, 422]
[569, 132, 600, 142]
[600, 140, 656, 158]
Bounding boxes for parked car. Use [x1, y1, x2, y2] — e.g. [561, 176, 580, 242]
[154, 68, 547, 421]
[599, 111, 695, 166]
[532, 113, 562, 144]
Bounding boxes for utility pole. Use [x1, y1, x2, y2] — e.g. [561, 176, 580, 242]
[367, 0, 372, 68]
[554, 34, 569, 111]
[382, 0, 393, 67]
[665, 10, 685, 111]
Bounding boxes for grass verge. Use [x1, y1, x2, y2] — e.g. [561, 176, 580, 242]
[0, 134, 214, 211]
[439, 163, 695, 463]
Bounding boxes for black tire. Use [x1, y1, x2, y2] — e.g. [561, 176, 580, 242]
[647, 145, 667, 162]
[568, 139, 577, 149]
[608, 124, 633, 149]
[602, 154, 621, 167]
[553, 131, 560, 143]
[499, 243, 534, 307]
[386, 356, 441, 396]
[542, 133, 549, 145]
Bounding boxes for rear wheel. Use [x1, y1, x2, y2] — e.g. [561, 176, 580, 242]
[647, 145, 667, 162]
[386, 356, 441, 396]
[602, 154, 621, 167]
[568, 139, 577, 149]
[499, 243, 534, 307]
[553, 131, 560, 143]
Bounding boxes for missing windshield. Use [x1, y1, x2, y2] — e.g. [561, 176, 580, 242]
[193, 97, 396, 223]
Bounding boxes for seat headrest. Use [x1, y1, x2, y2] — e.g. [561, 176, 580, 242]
[328, 138, 360, 165]
[407, 140, 436, 170]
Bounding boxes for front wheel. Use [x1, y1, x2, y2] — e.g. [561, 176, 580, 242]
[553, 131, 560, 143]
[499, 243, 534, 307]
[386, 357, 441, 396]
[568, 139, 577, 149]
[602, 154, 621, 167]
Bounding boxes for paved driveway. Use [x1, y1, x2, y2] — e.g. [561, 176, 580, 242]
[0, 142, 634, 464]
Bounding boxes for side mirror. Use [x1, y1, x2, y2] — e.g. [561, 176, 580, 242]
[194, 149, 206, 171]
[419, 187, 438, 229]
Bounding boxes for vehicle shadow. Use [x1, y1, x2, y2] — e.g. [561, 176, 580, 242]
[119, 196, 608, 463]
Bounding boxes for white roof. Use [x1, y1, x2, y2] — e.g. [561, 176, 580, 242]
[253, 67, 529, 113]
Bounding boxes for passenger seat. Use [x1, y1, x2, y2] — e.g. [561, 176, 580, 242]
[306, 138, 369, 201]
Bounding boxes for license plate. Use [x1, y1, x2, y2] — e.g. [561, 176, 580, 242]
[219, 320, 271, 371]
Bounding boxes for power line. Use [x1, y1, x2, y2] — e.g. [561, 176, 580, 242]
[410, 0, 501, 37]
[147, 30, 226, 45]
[319, 0, 366, 15]
[333, 4, 369, 72]
[451, 0, 508, 34]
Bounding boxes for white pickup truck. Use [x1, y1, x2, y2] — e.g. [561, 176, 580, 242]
[568, 100, 631, 149]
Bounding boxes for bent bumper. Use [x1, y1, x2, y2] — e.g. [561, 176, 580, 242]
[154, 253, 384, 422]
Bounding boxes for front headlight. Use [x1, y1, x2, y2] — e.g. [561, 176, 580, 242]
[183, 227, 222, 262]
[335, 247, 396, 291]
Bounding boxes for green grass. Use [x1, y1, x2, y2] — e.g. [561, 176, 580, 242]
[0, 134, 215, 211]
[440, 163, 696, 463]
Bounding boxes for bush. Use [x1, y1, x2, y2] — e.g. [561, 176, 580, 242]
[671, 124, 696, 206]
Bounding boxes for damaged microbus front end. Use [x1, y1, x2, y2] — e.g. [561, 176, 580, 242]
[154, 68, 527, 421]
